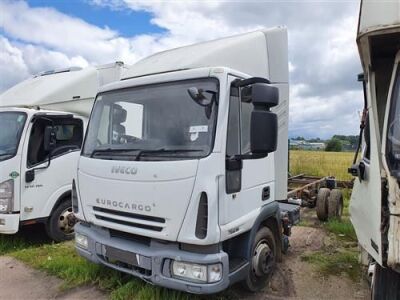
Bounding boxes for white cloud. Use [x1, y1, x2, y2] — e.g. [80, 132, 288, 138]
[0, 0, 364, 138]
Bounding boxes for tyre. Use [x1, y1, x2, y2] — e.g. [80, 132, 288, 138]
[372, 264, 400, 300]
[316, 188, 330, 221]
[46, 199, 75, 242]
[328, 189, 344, 219]
[242, 227, 277, 292]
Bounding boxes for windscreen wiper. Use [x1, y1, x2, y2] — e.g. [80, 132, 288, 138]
[135, 149, 203, 161]
[90, 148, 140, 158]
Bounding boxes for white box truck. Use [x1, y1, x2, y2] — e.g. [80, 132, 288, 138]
[73, 28, 292, 294]
[0, 62, 125, 242]
[349, 0, 400, 298]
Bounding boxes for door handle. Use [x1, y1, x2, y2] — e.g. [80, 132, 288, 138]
[262, 187, 270, 201]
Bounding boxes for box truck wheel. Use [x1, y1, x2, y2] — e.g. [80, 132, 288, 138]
[328, 189, 343, 219]
[372, 264, 400, 300]
[316, 188, 330, 221]
[46, 200, 75, 242]
[243, 227, 277, 292]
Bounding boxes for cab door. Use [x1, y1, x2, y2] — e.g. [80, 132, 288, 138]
[350, 73, 384, 265]
[20, 115, 84, 221]
[220, 75, 275, 226]
[381, 56, 400, 266]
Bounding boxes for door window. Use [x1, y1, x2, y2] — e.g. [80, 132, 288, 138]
[27, 117, 83, 167]
[226, 83, 254, 194]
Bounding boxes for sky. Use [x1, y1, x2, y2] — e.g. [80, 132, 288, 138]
[0, 0, 364, 139]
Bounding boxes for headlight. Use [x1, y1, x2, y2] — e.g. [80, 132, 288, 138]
[75, 232, 88, 249]
[0, 180, 14, 213]
[171, 261, 222, 283]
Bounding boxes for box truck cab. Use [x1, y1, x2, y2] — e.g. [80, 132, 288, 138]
[74, 28, 290, 294]
[349, 0, 400, 298]
[0, 62, 125, 241]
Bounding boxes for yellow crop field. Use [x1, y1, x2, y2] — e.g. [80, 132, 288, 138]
[289, 150, 354, 181]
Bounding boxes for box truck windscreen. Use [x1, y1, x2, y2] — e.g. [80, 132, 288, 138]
[82, 79, 218, 160]
[0, 112, 27, 161]
[387, 68, 400, 176]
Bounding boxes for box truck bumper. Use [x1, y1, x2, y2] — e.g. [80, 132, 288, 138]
[74, 223, 235, 294]
[0, 213, 19, 234]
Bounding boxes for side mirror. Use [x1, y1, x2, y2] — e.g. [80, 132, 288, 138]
[44, 126, 57, 152]
[246, 83, 279, 157]
[241, 83, 279, 108]
[250, 110, 278, 156]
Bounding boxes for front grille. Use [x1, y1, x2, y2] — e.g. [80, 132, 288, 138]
[93, 206, 165, 232]
[93, 206, 165, 223]
[109, 229, 151, 246]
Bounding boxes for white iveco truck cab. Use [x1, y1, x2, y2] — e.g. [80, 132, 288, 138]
[0, 62, 124, 242]
[74, 29, 290, 293]
[349, 0, 400, 298]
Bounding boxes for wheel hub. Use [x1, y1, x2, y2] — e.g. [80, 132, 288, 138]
[252, 241, 274, 277]
[58, 207, 75, 235]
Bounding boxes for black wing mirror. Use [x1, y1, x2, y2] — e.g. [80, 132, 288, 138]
[44, 126, 57, 152]
[247, 83, 279, 158]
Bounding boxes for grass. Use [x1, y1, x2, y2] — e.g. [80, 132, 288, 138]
[290, 150, 354, 181]
[301, 249, 361, 281]
[298, 184, 361, 281]
[0, 224, 50, 255]
[0, 150, 362, 297]
[7, 238, 232, 300]
[324, 219, 357, 242]
[10, 241, 209, 300]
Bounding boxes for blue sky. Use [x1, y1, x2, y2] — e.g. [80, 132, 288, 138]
[27, 0, 164, 37]
[0, 0, 363, 139]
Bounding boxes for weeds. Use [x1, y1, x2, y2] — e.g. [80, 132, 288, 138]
[301, 250, 361, 281]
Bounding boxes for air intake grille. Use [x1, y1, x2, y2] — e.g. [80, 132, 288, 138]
[195, 193, 208, 239]
[93, 206, 165, 232]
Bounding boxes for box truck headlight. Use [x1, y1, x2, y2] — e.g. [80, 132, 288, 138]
[75, 232, 88, 249]
[171, 261, 222, 283]
[0, 180, 14, 213]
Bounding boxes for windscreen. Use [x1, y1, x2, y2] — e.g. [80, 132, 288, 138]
[0, 112, 27, 161]
[387, 68, 400, 176]
[82, 79, 218, 160]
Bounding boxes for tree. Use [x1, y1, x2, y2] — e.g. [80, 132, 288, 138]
[325, 139, 342, 152]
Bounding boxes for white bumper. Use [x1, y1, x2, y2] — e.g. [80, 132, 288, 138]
[0, 214, 20, 234]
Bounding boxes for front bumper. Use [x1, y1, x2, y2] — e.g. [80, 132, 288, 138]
[0, 213, 19, 234]
[75, 223, 233, 294]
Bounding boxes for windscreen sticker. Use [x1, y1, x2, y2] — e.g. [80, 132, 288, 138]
[189, 125, 208, 141]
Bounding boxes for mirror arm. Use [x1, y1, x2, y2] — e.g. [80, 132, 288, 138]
[29, 151, 52, 174]
[231, 77, 271, 88]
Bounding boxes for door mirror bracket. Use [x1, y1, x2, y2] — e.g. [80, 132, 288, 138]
[348, 162, 366, 182]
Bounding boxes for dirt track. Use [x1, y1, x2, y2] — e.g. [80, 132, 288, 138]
[0, 226, 369, 300]
[0, 256, 106, 300]
[235, 226, 369, 300]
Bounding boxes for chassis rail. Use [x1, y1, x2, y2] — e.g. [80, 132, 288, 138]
[287, 174, 353, 208]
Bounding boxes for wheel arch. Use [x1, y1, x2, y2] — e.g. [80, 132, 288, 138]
[247, 201, 283, 262]
[48, 190, 71, 218]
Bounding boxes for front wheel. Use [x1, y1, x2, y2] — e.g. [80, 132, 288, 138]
[46, 200, 75, 242]
[242, 227, 277, 292]
[371, 264, 400, 300]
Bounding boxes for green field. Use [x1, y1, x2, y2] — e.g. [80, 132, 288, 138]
[0, 150, 359, 299]
[290, 150, 354, 181]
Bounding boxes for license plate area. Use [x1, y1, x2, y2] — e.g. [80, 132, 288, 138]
[105, 245, 139, 266]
